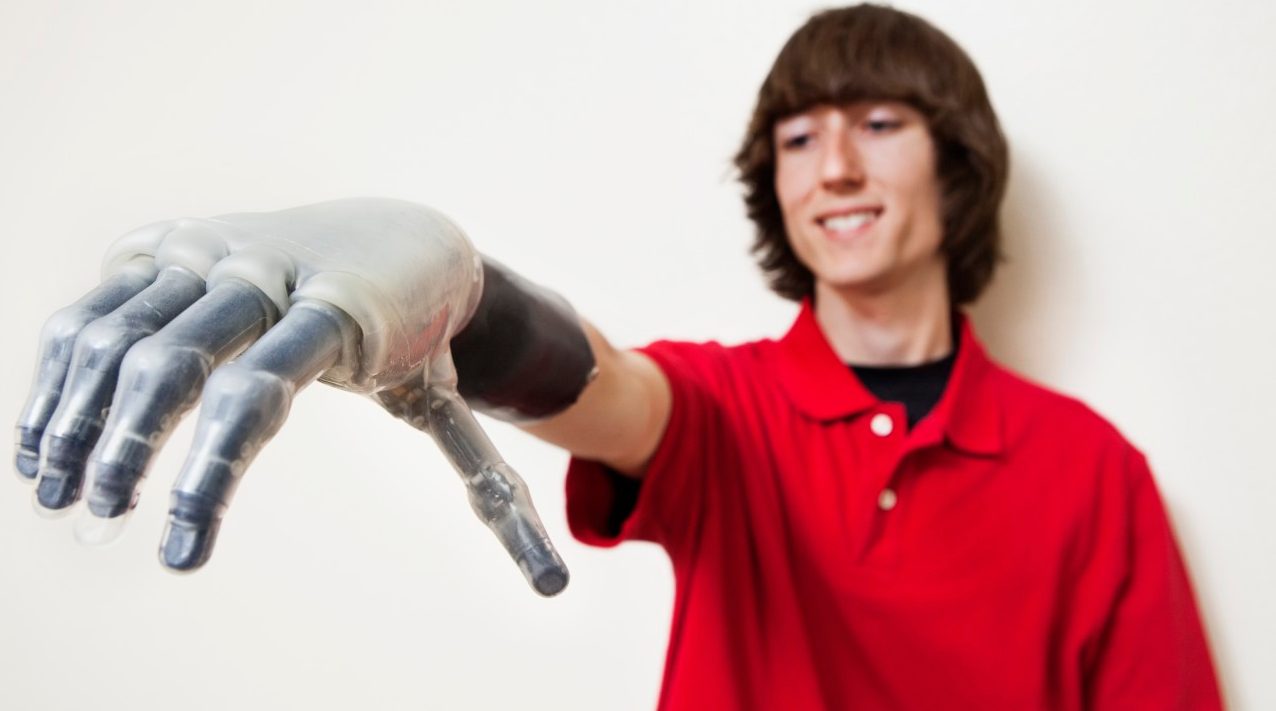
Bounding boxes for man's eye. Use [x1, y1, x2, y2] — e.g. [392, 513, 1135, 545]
[781, 134, 812, 150]
[865, 119, 903, 133]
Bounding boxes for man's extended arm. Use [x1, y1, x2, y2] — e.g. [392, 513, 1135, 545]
[14, 198, 667, 594]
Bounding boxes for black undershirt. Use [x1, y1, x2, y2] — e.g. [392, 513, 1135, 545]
[851, 346, 957, 429]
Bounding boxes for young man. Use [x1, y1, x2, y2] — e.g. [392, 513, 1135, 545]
[523, 5, 1224, 709]
[15, 4, 1222, 709]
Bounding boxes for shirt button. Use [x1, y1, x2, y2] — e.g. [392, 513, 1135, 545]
[870, 413, 894, 437]
[878, 488, 898, 511]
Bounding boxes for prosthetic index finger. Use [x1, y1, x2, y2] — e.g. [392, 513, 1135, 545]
[158, 299, 352, 572]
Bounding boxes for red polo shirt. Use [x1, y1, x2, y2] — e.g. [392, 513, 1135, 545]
[565, 303, 1222, 710]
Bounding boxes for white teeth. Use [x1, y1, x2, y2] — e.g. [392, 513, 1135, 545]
[821, 211, 877, 232]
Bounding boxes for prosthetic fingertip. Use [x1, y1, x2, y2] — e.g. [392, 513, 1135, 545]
[33, 473, 81, 514]
[533, 569, 569, 597]
[14, 450, 39, 480]
[519, 543, 570, 597]
[158, 519, 216, 573]
[74, 509, 130, 547]
[85, 494, 131, 520]
[85, 461, 143, 519]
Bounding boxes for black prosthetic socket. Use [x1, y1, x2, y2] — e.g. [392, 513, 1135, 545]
[450, 258, 596, 420]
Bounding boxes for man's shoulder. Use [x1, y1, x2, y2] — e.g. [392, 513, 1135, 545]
[978, 361, 1160, 516]
[984, 358, 1140, 456]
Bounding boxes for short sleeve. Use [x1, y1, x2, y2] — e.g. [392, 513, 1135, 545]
[565, 339, 731, 554]
[1083, 447, 1224, 709]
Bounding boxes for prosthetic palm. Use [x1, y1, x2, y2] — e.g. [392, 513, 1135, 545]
[15, 198, 591, 596]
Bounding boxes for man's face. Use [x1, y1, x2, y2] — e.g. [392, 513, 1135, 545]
[773, 101, 946, 299]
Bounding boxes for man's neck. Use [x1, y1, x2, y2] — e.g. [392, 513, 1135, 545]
[813, 272, 953, 367]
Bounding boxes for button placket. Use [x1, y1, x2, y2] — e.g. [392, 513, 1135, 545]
[867, 410, 904, 515]
[844, 406, 908, 565]
[854, 409, 929, 567]
[864, 409, 903, 520]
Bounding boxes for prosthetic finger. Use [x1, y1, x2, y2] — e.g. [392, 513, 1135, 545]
[158, 299, 352, 572]
[15, 271, 154, 480]
[34, 268, 206, 512]
[422, 362, 569, 597]
[75, 279, 278, 544]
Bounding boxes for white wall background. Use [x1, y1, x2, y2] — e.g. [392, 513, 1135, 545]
[1, 0, 1272, 709]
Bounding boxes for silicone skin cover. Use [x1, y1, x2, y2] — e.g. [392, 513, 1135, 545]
[100, 198, 485, 392]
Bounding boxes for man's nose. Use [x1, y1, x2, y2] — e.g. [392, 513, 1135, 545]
[820, 128, 865, 189]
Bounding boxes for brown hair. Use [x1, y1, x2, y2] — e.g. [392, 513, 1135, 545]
[734, 4, 1009, 305]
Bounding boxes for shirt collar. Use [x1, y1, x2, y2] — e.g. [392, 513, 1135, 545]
[774, 299, 1003, 456]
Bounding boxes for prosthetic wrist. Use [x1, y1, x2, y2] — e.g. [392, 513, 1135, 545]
[451, 257, 597, 422]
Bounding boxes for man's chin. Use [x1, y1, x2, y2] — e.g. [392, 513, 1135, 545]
[813, 271, 895, 299]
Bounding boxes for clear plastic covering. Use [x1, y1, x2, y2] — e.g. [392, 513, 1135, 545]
[15, 198, 570, 596]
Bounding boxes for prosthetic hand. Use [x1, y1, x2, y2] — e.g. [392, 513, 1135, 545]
[14, 198, 595, 596]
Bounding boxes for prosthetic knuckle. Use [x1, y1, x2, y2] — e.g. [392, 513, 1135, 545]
[153, 219, 232, 280]
[119, 338, 211, 405]
[40, 305, 98, 362]
[466, 466, 519, 522]
[202, 363, 293, 433]
[206, 247, 296, 320]
[292, 271, 406, 391]
[101, 221, 170, 281]
[73, 317, 148, 371]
